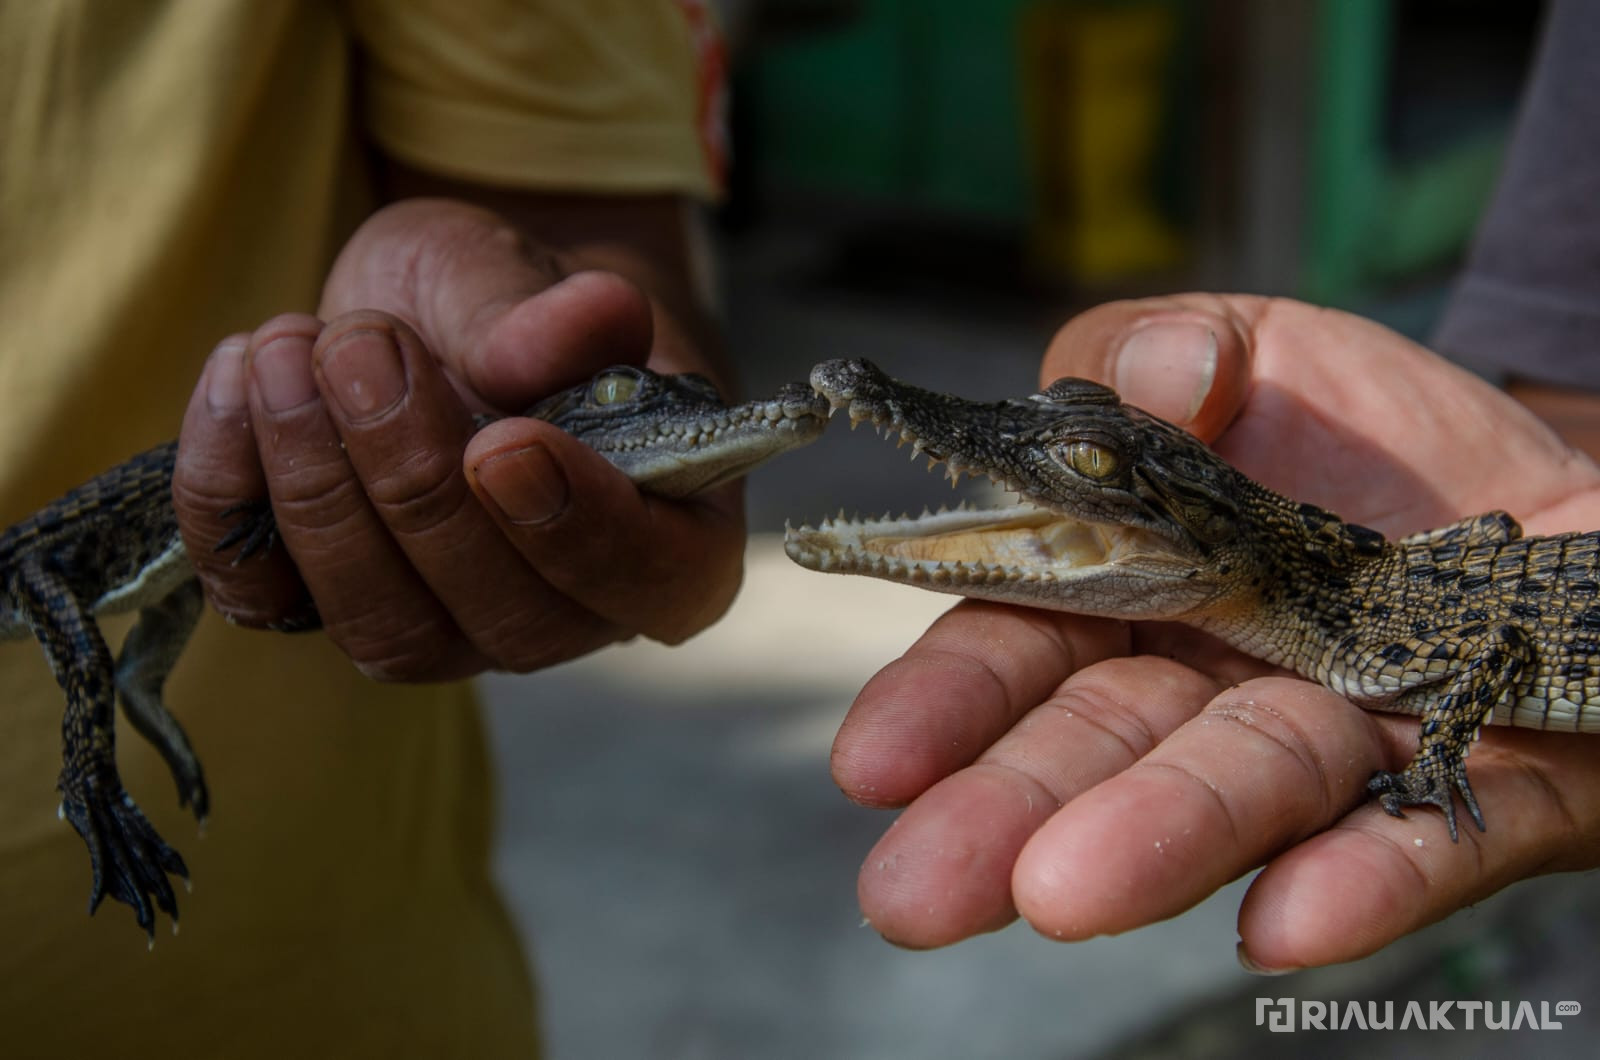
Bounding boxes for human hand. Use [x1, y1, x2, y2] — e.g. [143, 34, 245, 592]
[830, 294, 1600, 970]
[172, 198, 741, 679]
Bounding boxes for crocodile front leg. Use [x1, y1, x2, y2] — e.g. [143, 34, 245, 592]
[15, 560, 188, 941]
[1366, 623, 1533, 841]
[116, 579, 209, 822]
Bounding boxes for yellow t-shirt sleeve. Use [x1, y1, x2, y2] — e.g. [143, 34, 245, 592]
[346, 0, 719, 196]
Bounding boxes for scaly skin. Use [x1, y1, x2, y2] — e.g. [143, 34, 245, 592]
[0, 366, 827, 942]
[786, 358, 1600, 841]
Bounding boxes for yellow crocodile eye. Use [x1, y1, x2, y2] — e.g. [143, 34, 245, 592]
[1067, 440, 1117, 479]
[592, 372, 639, 405]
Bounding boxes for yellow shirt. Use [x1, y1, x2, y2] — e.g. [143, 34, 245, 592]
[0, 1, 716, 1053]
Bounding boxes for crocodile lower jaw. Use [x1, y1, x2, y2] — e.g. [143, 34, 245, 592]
[784, 502, 1204, 605]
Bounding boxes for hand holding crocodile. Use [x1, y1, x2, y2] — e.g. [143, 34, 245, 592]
[816, 294, 1600, 970]
[172, 199, 749, 677]
[3, 281, 825, 942]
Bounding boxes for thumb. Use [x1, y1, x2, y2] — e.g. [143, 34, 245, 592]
[1040, 294, 1263, 442]
[320, 199, 654, 410]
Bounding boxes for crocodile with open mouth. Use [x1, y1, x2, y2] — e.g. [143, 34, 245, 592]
[787, 357, 1600, 843]
[0, 365, 829, 941]
[14, 352, 1600, 939]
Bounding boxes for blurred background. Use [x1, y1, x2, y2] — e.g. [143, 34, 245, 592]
[483, 1, 1600, 1056]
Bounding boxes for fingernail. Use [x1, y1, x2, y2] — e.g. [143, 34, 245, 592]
[474, 444, 569, 525]
[252, 336, 320, 412]
[319, 328, 408, 422]
[1236, 943, 1296, 976]
[206, 339, 248, 414]
[1113, 321, 1218, 426]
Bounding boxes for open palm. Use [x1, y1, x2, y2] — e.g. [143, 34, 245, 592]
[830, 294, 1600, 970]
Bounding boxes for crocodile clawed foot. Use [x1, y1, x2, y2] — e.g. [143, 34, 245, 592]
[215, 498, 278, 563]
[59, 782, 189, 941]
[1367, 759, 1486, 843]
[173, 768, 210, 826]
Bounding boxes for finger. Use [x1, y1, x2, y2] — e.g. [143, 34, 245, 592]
[463, 269, 657, 408]
[857, 655, 1223, 948]
[1010, 676, 1385, 941]
[1040, 294, 1261, 441]
[173, 331, 311, 626]
[465, 417, 745, 645]
[830, 603, 1133, 808]
[1131, 621, 1286, 688]
[1237, 729, 1600, 971]
[243, 314, 489, 680]
[321, 200, 657, 408]
[313, 313, 624, 669]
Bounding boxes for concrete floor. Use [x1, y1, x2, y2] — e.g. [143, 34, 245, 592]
[482, 541, 1257, 1060]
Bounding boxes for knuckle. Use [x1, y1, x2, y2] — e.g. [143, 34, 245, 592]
[324, 307, 405, 333]
[646, 561, 740, 645]
[327, 615, 476, 683]
[410, 204, 530, 281]
[1048, 683, 1156, 762]
[192, 565, 310, 630]
[211, 332, 251, 355]
[252, 312, 322, 344]
[1203, 686, 1336, 774]
[363, 449, 472, 535]
[269, 466, 371, 537]
[171, 469, 249, 525]
[472, 608, 619, 674]
[172, 439, 260, 524]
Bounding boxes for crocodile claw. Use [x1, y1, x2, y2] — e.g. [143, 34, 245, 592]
[1367, 760, 1487, 842]
[59, 780, 188, 940]
[215, 498, 278, 563]
[174, 766, 210, 824]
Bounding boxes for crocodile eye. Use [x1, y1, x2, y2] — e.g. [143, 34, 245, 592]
[1066, 440, 1118, 479]
[592, 372, 639, 405]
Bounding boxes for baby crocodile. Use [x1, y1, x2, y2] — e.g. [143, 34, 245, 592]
[787, 358, 1600, 841]
[0, 366, 827, 941]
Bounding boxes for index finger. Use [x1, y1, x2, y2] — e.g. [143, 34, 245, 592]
[465, 417, 748, 645]
[830, 603, 1133, 807]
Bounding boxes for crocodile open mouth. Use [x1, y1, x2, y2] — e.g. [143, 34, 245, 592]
[783, 392, 1202, 594]
[784, 503, 1195, 586]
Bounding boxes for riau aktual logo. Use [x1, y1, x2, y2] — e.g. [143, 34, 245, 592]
[1256, 998, 1581, 1033]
